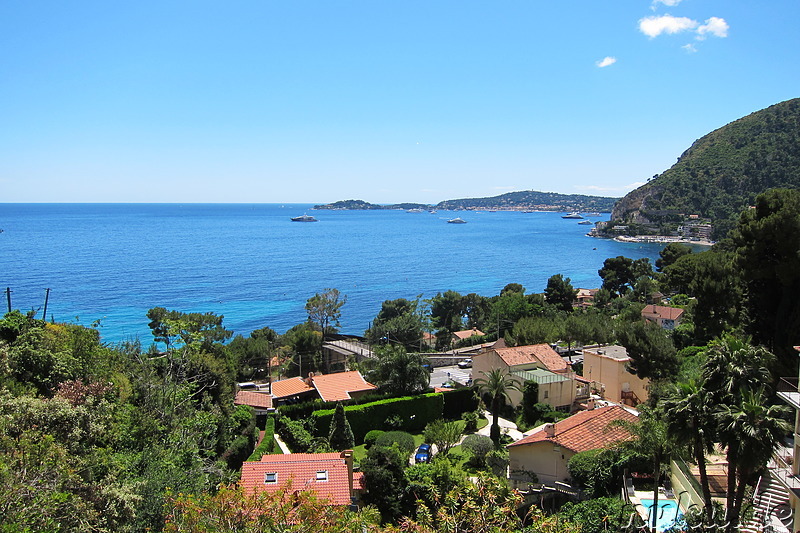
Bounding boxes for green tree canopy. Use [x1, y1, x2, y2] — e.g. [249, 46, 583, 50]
[544, 274, 578, 312]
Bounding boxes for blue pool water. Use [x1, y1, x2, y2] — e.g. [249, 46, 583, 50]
[640, 499, 683, 532]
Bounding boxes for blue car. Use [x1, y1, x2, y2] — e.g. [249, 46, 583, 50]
[415, 443, 432, 463]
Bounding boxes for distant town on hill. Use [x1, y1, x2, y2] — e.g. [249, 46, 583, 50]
[314, 190, 619, 213]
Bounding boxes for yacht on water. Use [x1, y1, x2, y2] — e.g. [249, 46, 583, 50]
[562, 212, 583, 219]
[447, 217, 467, 224]
[291, 214, 318, 222]
[578, 220, 593, 225]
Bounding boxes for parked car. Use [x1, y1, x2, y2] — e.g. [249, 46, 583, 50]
[415, 443, 432, 463]
[458, 358, 472, 369]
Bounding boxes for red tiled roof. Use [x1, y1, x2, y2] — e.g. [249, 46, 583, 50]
[495, 344, 568, 373]
[453, 328, 485, 340]
[234, 390, 273, 410]
[311, 371, 377, 402]
[240, 452, 354, 506]
[641, 305, 684, 321]
[508, 405, 638, 453]
[270, 377, 315, 399]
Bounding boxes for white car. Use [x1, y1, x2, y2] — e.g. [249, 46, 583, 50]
[457, 358, 472, 369]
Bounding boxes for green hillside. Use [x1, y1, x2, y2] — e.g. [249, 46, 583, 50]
[609, 97, 800, 238]
[435, 190, 618, 211]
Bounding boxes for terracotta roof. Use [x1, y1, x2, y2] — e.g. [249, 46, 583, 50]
[508, 405, 638, 453]
[270, 377, 315, 399]
[310, 371, 377, 402]
[495, 344, 568, 373]
[641, 304, 684, 321]
[453, 328, 485, 340]
[240, 452, 354, 506]
[234, 390, 274, 410]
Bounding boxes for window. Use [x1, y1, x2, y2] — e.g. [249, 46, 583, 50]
[543, 390, 549, 399]
[316, 470, 328, 481]
[265, 472, 278, 484]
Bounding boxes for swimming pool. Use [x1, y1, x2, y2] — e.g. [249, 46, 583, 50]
[639, 499, 683, 532]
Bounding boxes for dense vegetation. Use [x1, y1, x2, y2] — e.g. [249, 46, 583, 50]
[608, 97, 800, 239]
[2, 189, 800, 532]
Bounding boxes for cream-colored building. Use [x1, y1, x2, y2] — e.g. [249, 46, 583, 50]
[582, 345, 648, 406]
[507, 404, 638, 488]
[473, 344, 588, 411]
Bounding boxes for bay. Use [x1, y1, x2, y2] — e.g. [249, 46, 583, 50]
[0, 203, 665, 344]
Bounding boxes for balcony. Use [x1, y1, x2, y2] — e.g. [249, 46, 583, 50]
[770, 443, 800, 497]
[777, 378, 800, 410]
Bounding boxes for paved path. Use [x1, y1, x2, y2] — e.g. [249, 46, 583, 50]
[477, 411, 525, 441]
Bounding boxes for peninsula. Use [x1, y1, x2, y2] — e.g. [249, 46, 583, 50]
[314, 190, 618, 213]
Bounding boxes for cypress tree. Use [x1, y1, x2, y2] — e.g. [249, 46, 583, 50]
[328, 401, 355, 450]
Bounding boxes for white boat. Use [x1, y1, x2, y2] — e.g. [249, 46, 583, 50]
[578, 220, 593, 225]
[562, 212, 583, 219]
[447, 217, 467, 224]
[291, 214, 318, 222]
[407, 208, 424, 213]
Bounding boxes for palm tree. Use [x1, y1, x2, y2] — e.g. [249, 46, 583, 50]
[702, 334, 774, 402]
[716, 386, 791, 533]
[663, 379, 715, 521]
[474, 368, 520, 446]
[613, 406, 672, 533]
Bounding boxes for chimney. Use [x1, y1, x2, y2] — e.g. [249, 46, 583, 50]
[544, 423, 556, 438]
[341, 450, 354, 496]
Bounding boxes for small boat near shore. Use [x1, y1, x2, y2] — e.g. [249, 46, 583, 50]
[578, 220, 593, 225]
[447, 217, 467, 224]
[291, 214, 318, 222]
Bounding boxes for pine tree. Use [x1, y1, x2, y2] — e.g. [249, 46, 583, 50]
[328, 402, 355, 451]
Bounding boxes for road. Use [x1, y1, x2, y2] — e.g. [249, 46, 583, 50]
[429, 364, 472, 388]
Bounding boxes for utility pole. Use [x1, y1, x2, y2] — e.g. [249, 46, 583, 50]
[5, 287, 10, 313]
[42, 288, 51, 322]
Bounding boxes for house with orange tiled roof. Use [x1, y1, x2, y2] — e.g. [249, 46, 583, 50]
[240, 451, 363, 507]
[268, 371, 377, 405]
[573, 288, 599, 309]
[507, 404, 638, 488]
[270, 376, 317, 404]
[308, 371, 377, 402]
[641, 304, 684, 330]
[234, 390, 274, 415]
[451, 328, 485, 346]
[472, 343, 586, 411]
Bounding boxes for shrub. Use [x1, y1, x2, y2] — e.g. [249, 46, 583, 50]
[461, 434, 494, 468]
[461, 410, 479, 433]
[247, 416, 279, 461]
[277, 416, 331, 453]
[364, 430, 385, 449]
[375, 431, 415, 456]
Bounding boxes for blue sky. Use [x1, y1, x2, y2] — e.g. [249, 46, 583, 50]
[1, 1, 798, 204]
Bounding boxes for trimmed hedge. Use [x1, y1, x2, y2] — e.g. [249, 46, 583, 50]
[277, 390, 399, 420]
[312, 393, 445, 444]
[441, 387, 479, 419]
[247, 416, 279, 461]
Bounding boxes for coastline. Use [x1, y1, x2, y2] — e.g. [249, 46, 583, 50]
[611, 235, 715, 247]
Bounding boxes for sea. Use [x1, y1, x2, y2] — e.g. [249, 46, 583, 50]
[0, 203, 667, 346]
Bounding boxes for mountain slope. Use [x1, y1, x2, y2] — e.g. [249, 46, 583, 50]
[609, 98, 800, 237]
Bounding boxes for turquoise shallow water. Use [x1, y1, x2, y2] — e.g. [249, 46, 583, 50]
[0, 203, 664, 344]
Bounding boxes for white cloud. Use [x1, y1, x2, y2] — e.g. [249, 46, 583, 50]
[639, 14, 698, 38]
[697, 17, 729, 39]
[682, 43, 698, 53]
[596, 56, 617, 68]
